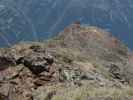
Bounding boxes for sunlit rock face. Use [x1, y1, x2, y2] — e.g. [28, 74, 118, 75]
[0, 0, 133, 48]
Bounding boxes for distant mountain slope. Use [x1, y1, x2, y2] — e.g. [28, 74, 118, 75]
[0, 0, 133, 48]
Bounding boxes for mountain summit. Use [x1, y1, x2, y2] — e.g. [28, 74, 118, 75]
[0, 24, 133, 100]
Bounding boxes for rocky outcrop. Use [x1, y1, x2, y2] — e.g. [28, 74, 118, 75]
[0, 23, 133, 100]
[0, 45, 58, 100]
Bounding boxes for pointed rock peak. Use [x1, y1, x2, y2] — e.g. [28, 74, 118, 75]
[56, 23, 128, 57]
[62, 22, 112, 38]
[73, 21, 81, 27]
[60, 22, 111, 42]
[63, 21, 81, 33]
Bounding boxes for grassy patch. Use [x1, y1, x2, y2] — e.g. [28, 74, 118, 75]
[50, 84, 133, 100]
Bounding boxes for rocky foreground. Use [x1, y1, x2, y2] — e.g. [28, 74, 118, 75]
[0, 23, 133, 100]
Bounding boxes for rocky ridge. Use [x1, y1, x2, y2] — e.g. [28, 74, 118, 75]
[0, 23, 133, 100]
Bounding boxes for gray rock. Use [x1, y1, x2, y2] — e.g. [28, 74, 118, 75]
[21, 53, 54, 75]
[0, 54, 16, 70]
